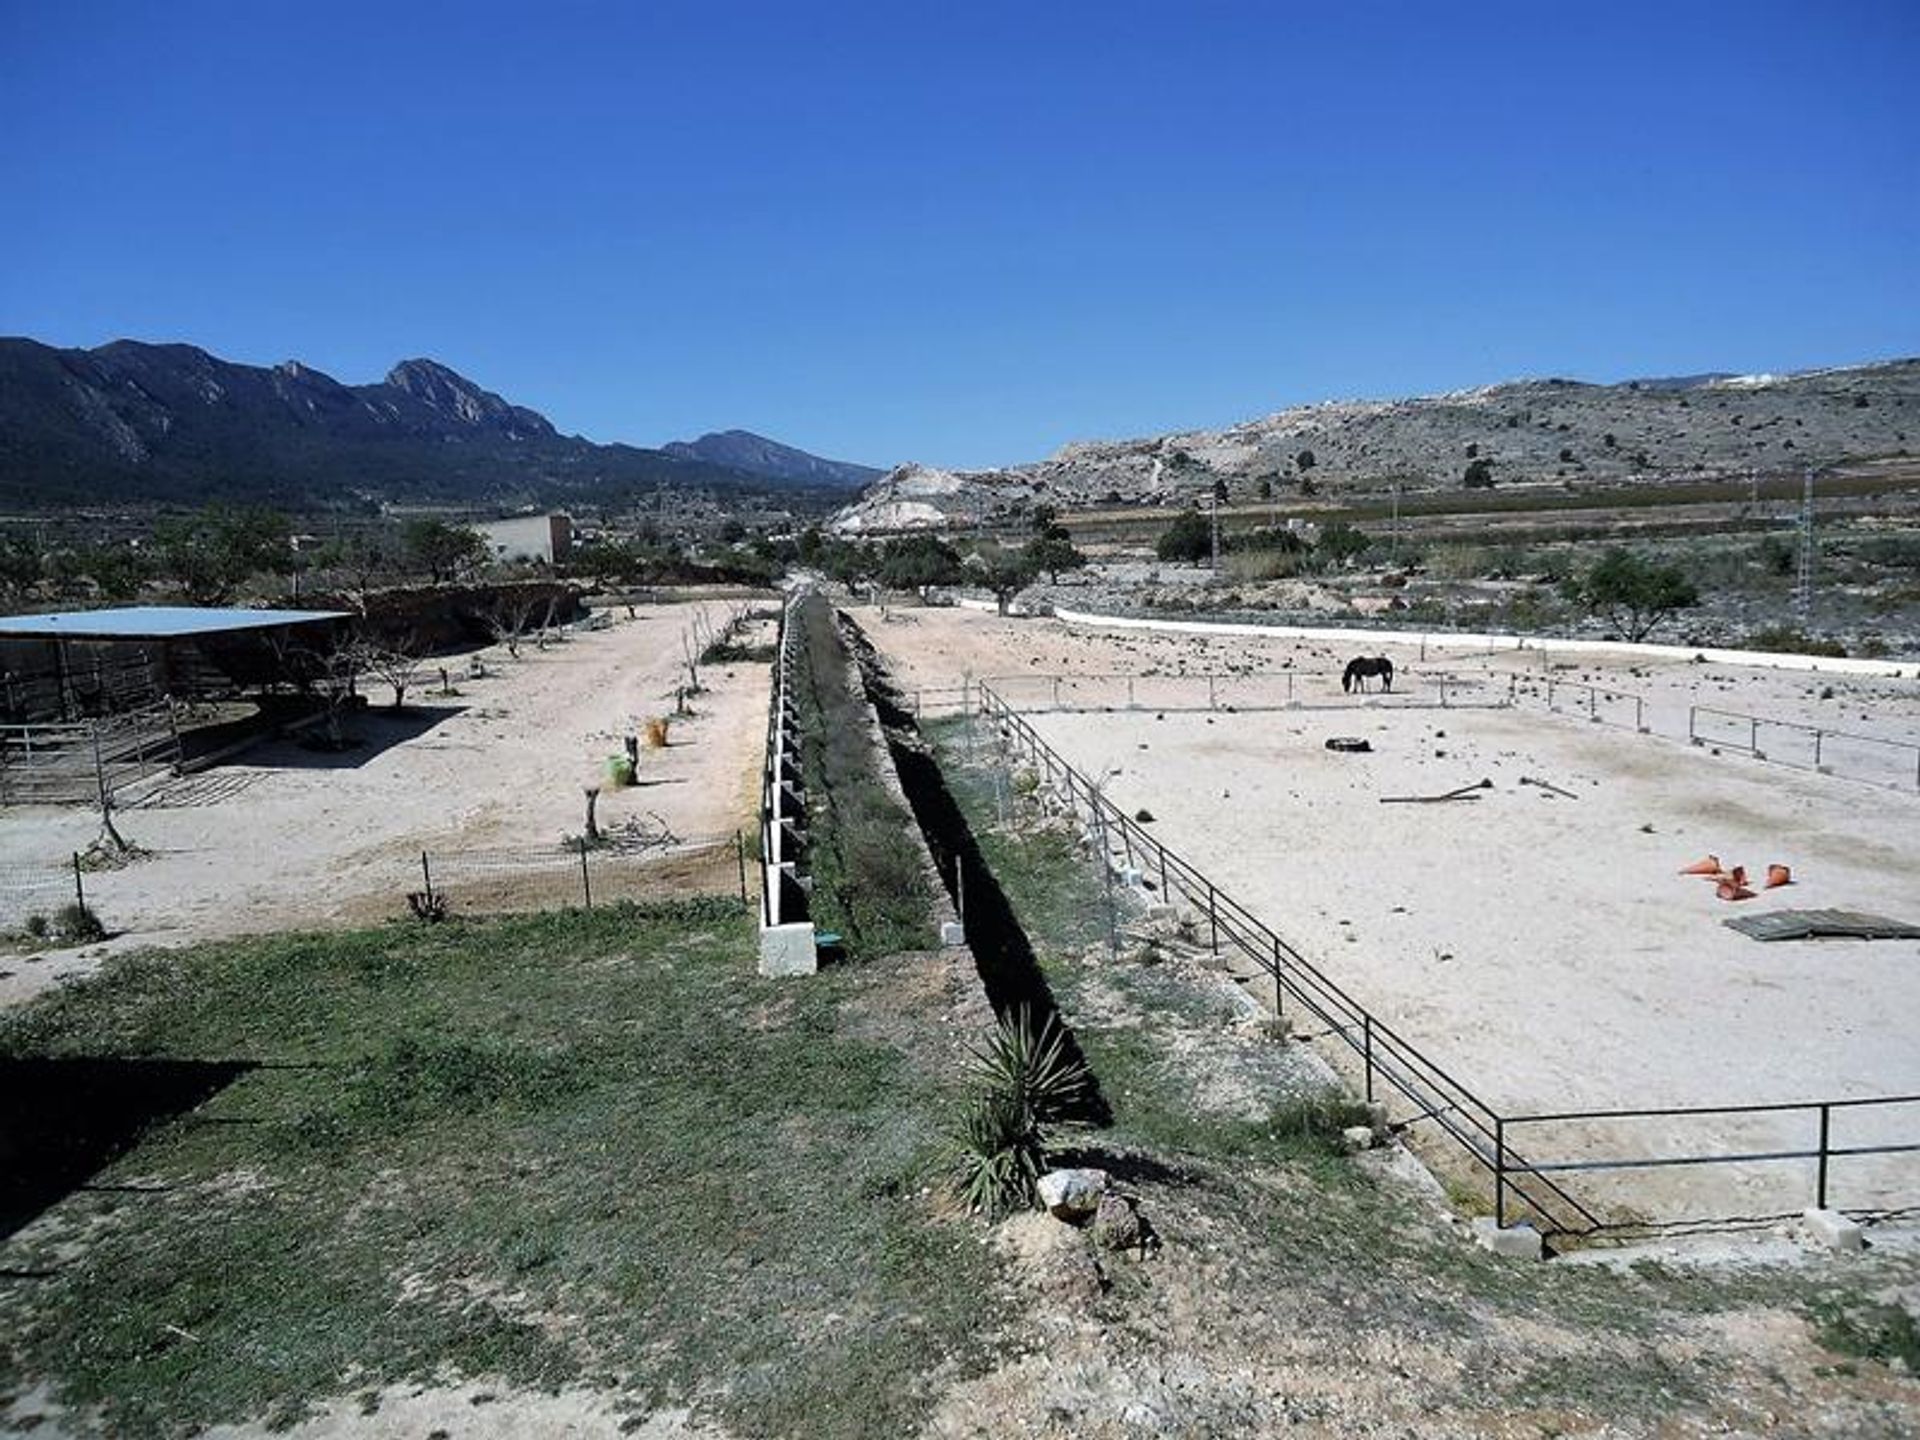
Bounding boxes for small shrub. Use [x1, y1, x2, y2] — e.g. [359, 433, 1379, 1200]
[24, 913, 49, 939]
[406, 891, 449, 923]
[54, 902, 106, 943]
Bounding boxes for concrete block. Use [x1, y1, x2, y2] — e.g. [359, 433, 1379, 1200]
[1118, 867, 1144, 888]
[1340, 1125, 1376, 1154]
[758, 922, 818, 977]
[1145, 903, 1177, 921]
[1472, 1218, 1543, 1261]
[1803, 1207, 1864, 1252]
[939, 920, 967, 947]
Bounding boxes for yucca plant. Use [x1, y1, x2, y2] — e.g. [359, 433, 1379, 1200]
[963, 1006, 1091, 1126]
[952, 1088, 1046, 1219]
[950, 1007, 1091, 1218]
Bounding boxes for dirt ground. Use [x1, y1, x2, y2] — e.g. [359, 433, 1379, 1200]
[0, 600, 771, 1010]
[856, 603, 1920, 1226]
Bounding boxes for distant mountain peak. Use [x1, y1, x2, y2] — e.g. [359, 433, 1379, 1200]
[662, 429, 879, 489]
[382, 358, 555, 437]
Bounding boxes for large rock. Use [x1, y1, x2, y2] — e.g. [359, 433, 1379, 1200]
[1036, 1167, 1109, 1220]
[1090, 1193, 1144, 1252]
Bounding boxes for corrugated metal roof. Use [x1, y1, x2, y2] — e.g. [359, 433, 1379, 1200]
[0, 606, 351, 640]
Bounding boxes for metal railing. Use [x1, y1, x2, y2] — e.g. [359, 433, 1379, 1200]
[1687, 705, 1920, 790]
[976, 680, 1920, 1239]
[1505, 676, 1920, 792]
[0, 701, 183, 807]
[905, 668, 1506, 719]
[977, 681, 1603, 1238]
[1500, 1094, 1920, 1232]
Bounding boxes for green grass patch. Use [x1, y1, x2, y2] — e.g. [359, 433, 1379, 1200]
[789, 595, 933, 958]
[0, 899, 1005, 1437]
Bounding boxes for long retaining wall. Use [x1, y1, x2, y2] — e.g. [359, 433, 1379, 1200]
[757, 594, 816, 976]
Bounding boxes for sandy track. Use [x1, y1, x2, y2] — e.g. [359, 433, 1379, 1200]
[0, 601, 771, 1009]
[857, 601, 1920, 1223]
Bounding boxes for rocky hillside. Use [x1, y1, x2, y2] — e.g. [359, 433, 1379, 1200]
[662, 429, 878, 489]
[832, 359, 1920, 532]
[0, 338, 816, 512]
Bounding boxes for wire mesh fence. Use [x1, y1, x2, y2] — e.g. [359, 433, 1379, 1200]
[0, 856, 87, 933]
[411, 832, 749, 920]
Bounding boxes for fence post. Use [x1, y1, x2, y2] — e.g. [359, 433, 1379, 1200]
[1635, 696, 1645, 733]
[1494, 1118, 1507, 1228]
[1814, 730, 1823, 770]
[1589, 687, 1598, 722]
[1750, 716, 1759, 754]
[1362, 1013, 1374, 1103]
[579, 838, 593, 909]
[1271, 934, 1284, 1017]
[1206, 882, 1218, 954]
[72, 851, 85, 911]
[421, 851, 434, 908]
[735, 830, 748, 904]
[1688, 706, 1699, 745]
[1816, 1103, 1831, 1210]
[1158, 847, 1168, 897]
[1052, 676, 1061, 709]
[1208, 673, 1216, 710]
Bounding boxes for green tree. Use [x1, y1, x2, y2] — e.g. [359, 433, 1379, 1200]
[1463, 458, 1496, 489]
[965, 544, 1038, 615]
[1566, 548, 1700, 642]
[1256, 477, 1274, 499]
[1023, 531, 1086, 584]
[1296, 449, 1316, 471]
[1317, 521, 1371, 564]
[402, 519, 488, 583]
[0, 536, 42, 601]
[1155, 509, 1211, 563]
[153, 506, 293, 604]
[875, 534, 964, 589]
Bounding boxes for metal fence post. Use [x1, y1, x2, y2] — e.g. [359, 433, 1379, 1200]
[1362, 1013, 1374, 1103]
[1750, 716, 1759, 754]
[1816, 1103, 1831, 1210]
[1271, 934, 1284, 1017]
[1495, 1118, 1507, 1228]
[579, 838, 593, 909]
[1206, 882, 1218, 953]
[1814, 730, 1823, 770]
[735, 830, 748, 903]
[72, 851, 85, 910]
[421, 851, 434, 908]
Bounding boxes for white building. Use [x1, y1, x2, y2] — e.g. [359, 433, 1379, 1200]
[475, 513, 572, 565]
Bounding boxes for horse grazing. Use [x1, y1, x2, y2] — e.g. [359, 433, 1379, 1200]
[1342, 656, 1395, 693]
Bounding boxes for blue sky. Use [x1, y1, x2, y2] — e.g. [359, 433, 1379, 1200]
[2, 1, 1915, 470]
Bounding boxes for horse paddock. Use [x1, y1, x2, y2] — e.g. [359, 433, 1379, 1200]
[1019, 700, 1920, 1229]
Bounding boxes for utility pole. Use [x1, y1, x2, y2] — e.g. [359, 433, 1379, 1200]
[1795, 466, 1815, 621]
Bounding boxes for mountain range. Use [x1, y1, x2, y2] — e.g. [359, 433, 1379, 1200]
[831, 359, 1920, 532]
[664, 430, 882, 489]
[0, 338, 874, 512]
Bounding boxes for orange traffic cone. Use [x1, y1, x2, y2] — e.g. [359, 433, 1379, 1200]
[1765, 863, 1792, 889]
[1679, 855, 1722, 876]
[1716, 877, 1756, 902]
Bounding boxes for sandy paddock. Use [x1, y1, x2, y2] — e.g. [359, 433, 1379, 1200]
[859, 603, 1920, 1225]
[0, 600, 771, 1009]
